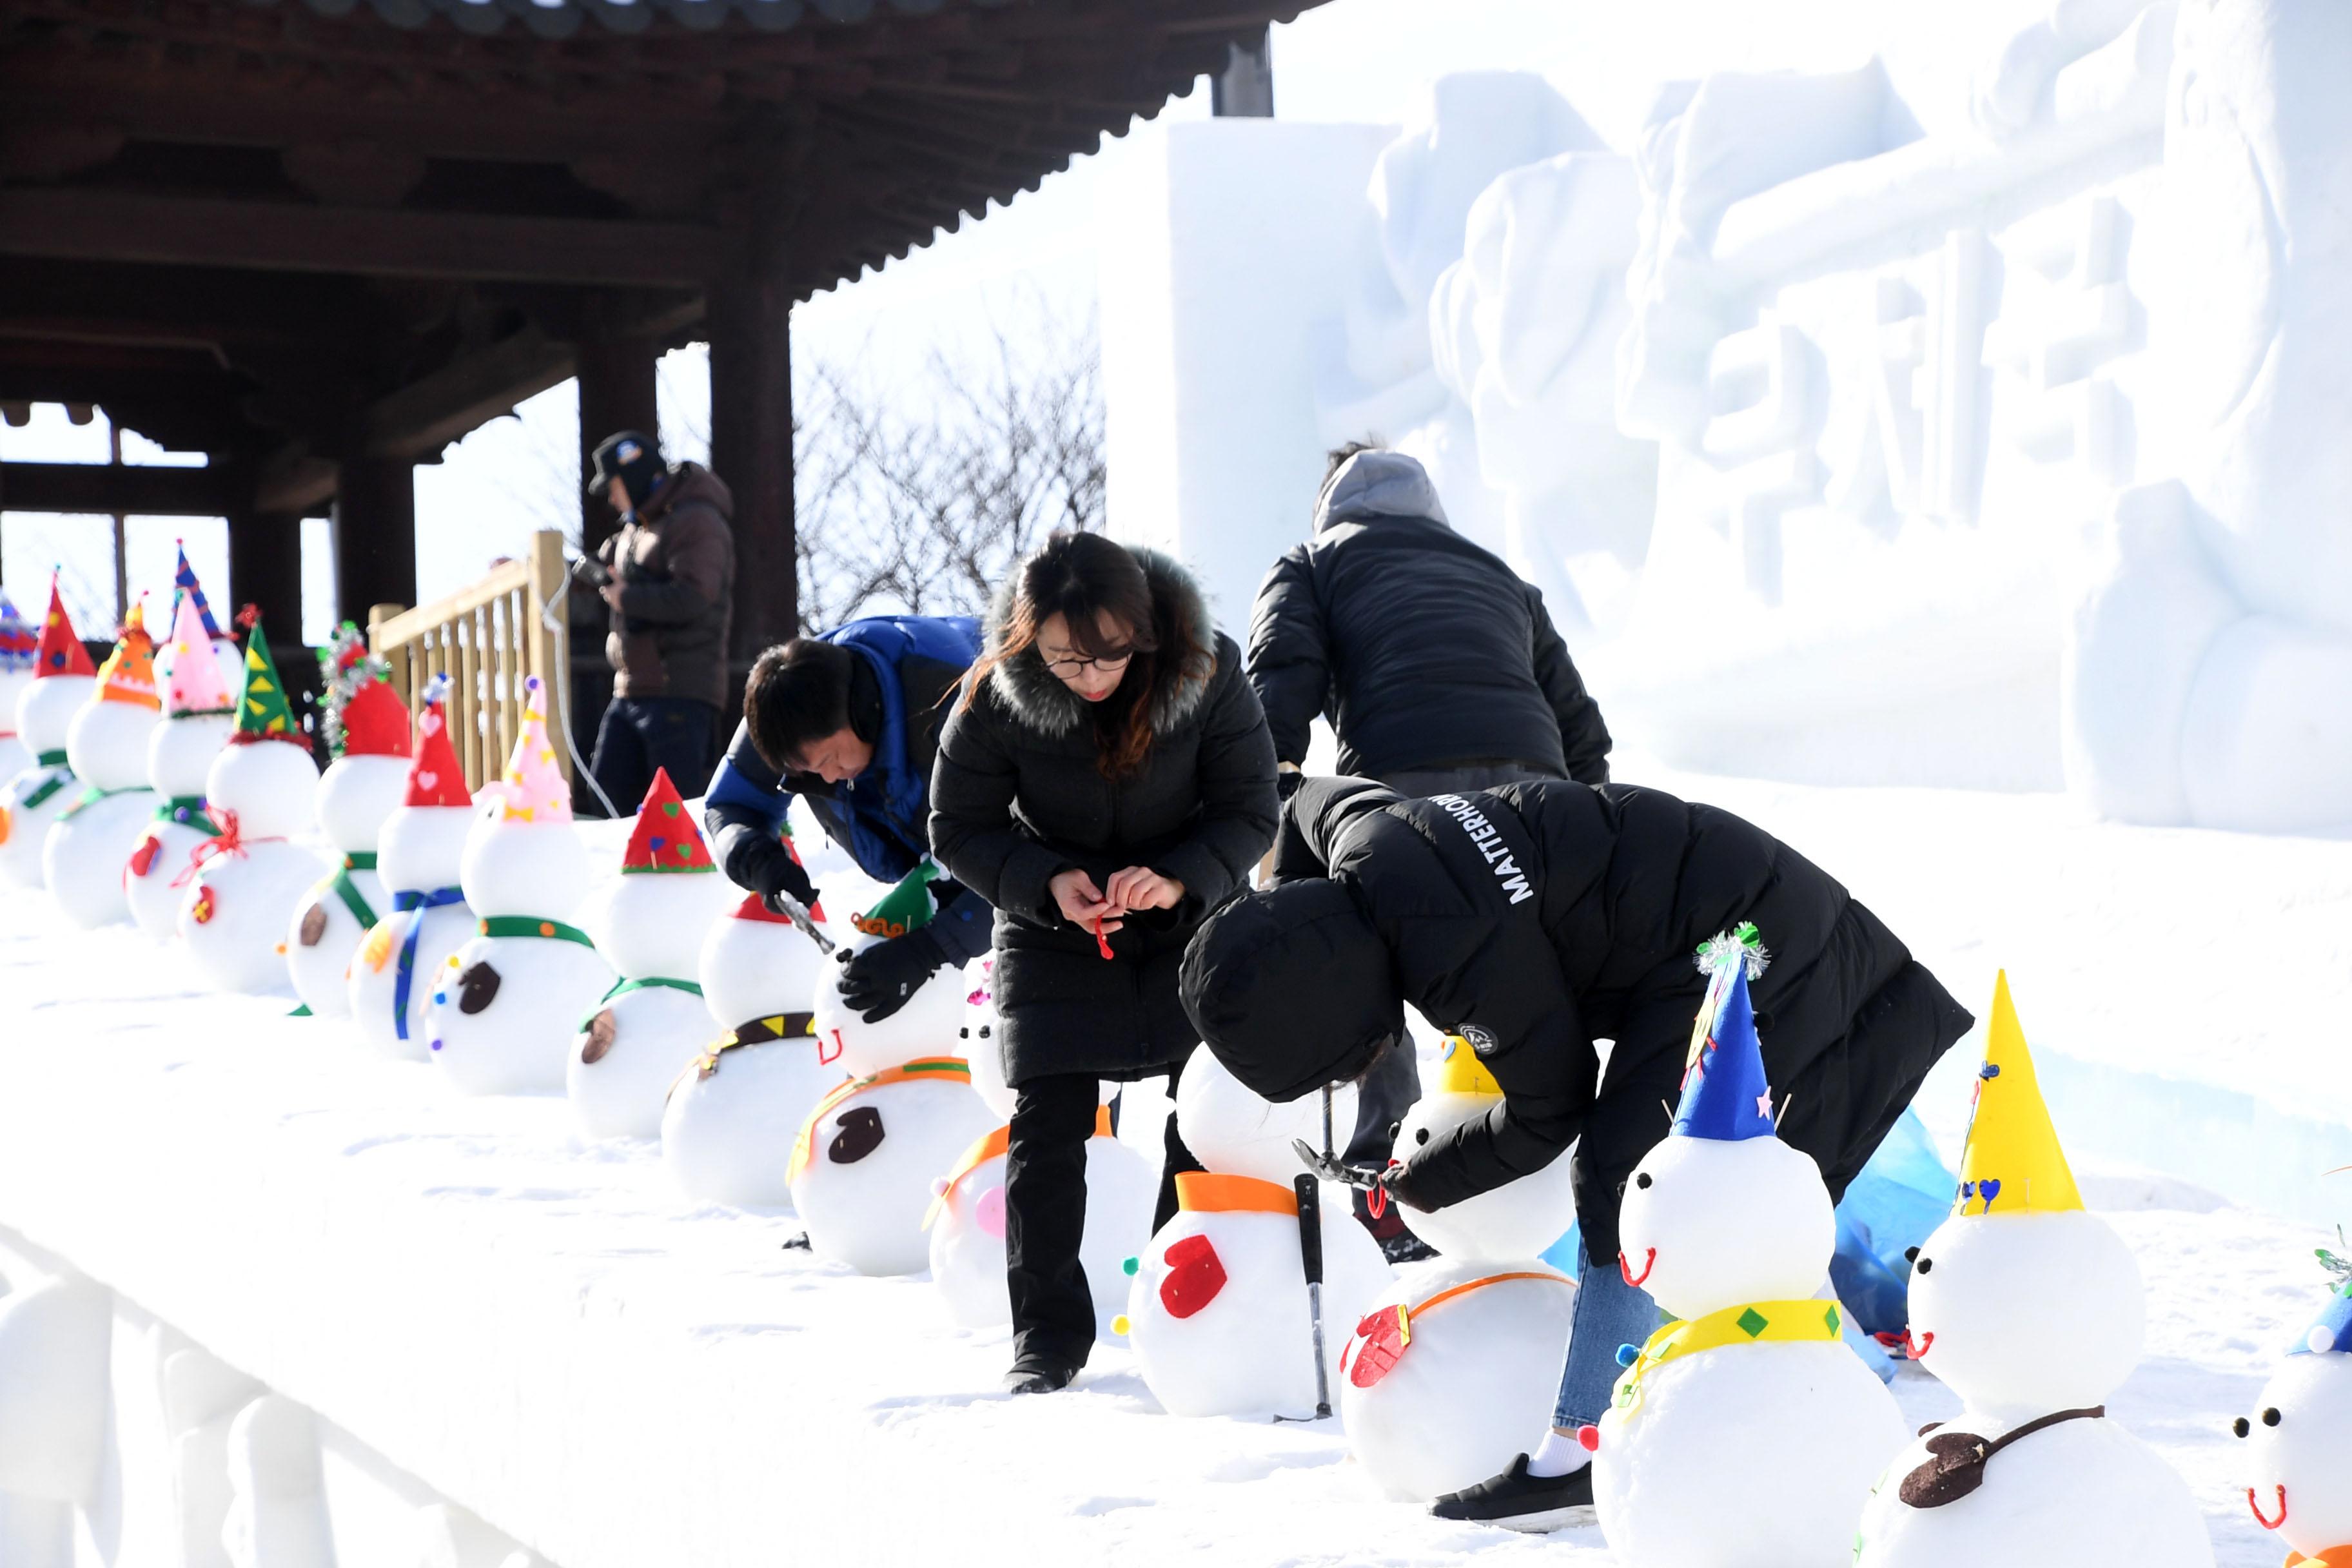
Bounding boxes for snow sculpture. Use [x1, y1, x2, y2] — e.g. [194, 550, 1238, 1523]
[0, 1275, 110, 1504]
[2237, 1277, 2352, 1566]
[46, 600, 161, 928]
[808, 863, 967, 1082]
[164, 1346, 266, 1568]
[787, 1057, 992, 1277]
[128, 588, 236, 941]
[349, 676, 473, 1058]
[0, 581, 97, 890]
[282, 628, 407, 1017]
[0, 593, 33, 781]
[220, 1396, 334, 1568]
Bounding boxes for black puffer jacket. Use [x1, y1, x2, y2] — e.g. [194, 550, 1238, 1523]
[929, 549, 1279, 1085]
[1184, 776, 1972, 1264]
[1246, 451, 1610, 783]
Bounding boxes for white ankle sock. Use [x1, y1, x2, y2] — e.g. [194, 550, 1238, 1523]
[1525, 1429, 1591, 1478]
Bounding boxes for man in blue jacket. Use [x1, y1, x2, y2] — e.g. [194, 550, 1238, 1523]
[703, 616, 988, 1019]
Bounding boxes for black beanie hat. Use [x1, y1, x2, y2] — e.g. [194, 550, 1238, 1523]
[1180, 880, 1403, 1104]
[587, 430, 666, 510]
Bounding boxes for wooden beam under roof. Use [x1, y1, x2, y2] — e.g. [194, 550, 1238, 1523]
[0, 460, 246, 517]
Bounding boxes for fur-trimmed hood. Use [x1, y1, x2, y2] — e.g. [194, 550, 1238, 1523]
[983, 544, 1219, 739]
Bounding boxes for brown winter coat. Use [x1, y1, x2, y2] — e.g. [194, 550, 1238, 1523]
[597, 463, 736, 707]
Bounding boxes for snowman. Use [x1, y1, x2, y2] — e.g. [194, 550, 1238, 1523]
[178, 616, 324, 994]
[0, 582, 99, 890]
[2237, 1279, 2352, 1568]
[1114, 1045, 1389, 1419]
[126, 588, 237, 941]
[1338, 1038, 1580, 1502]
[150, 543, 246, 725]
[43, 600, 162, 928]
[424, 676, 612, 1095]
[282, 629, 409, 1017]
[348, 676, 473, 1059]
[808, 861, 968, 1080]
[1593, 945, 1905, 1568]
[0, 593, 34, 780]
[788, 1056, 994, 1277]
[963, 952, 1119, 1122]
[662, 834, 845, 1209]
[1854, 974, 2211, 1568]
[568, 767, 734, 1140]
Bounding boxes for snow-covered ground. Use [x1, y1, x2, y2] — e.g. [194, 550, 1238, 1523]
[0, 772, 2339, 1566]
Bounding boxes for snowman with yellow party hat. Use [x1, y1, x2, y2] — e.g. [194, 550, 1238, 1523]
[0, 580, 99, 890]
[44, 598, 162, 928]
[126, 583, 238, 941]
[1854, 973, 2211, 1568]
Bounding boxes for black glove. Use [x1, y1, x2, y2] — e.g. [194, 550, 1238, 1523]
[1275, 768, 1305, 803]
[1374, 1160, 1432, 1214]
[754, 846, 819, 914]
[838, 926, 948, 1023]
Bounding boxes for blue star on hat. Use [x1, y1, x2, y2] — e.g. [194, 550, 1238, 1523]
[1672, 961, 1777, 1142]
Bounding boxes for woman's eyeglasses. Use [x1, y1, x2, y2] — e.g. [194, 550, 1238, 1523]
[1041, 647, 1134, 676]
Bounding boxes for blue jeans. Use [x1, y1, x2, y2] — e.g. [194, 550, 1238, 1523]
[1553, 1249, 1661, 1429]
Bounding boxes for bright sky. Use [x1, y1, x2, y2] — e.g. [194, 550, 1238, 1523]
[0, 0, 1910, 642]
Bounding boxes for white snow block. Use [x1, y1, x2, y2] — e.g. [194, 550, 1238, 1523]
[166, 1347, 268, 1568]
[0, 1275, 111, 1502]
[222, 1396, 335, 1568]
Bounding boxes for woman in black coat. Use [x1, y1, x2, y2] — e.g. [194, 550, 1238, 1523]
[930, 532, 1278, 1393]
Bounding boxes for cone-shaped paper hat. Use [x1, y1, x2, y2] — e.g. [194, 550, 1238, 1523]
[95, 600, 160, 708]
[34, 580, 95, 678]
[164, 590, 235, 716]
[2292, 1280, 2352, 1357]
[1951, 972, 2081, 1216]
[1436, 1034, 1503, 1097]
[622, 768, 714, 874]
[1671, 958, 1777, 1142]
[228, 615, 303, 745]
[404, 675, 471, 808]
[339, 679, 407, 758]
[173, 544, 224, 640]
[0, 594, 33, 673]
[495, 676, 569, 823]
[317, 623, 407, 758]
[850, 859, 938, 938]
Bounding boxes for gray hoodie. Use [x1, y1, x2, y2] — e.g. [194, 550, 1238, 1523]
[1312, 449, 1451, 534]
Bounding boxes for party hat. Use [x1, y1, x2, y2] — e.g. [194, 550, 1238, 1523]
[2291, 1280, 2352, 1357]
[340, 680, 408, 758]
[404, 674, 471, 809]
[1950, 972, 2081, 1217]
[1671, 948, 1777, 1142]
[173, 544, 224, 640]
[164, 590, 235, 716]
[622, 768, 714, 874]
[94, 600, 160, 708]
[850, 860, 939, 939]
[316, 623, 406, 758]
[34, 580, 95, 678]
[495, 676, 568, 823]
[228, 615, 303, 746]
[1436, 1034, 1504, 1097]
[0, 594, 33, 673]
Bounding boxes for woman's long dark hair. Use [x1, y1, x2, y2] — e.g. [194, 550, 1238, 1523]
[966, 532, 1205, 779]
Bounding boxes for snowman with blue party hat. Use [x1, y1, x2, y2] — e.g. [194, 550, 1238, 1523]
[1592, 929, 1904, 1568]
[2239, 1275, 2352, 1568]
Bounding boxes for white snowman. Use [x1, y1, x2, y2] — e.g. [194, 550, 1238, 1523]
[568, 767, 735, 1141]
[126, 589, 237, 941]
[963, 952, 1118, 1121]
[1855, 974, 2211, 1568]
[1115, 1044, 1389, 1419]
[0, 593, 34, 781]
[2238, 1280, 2352, 1568]
[43, 601, 162, 928]
[282, 631, 409, 1017]
[808, 861, 969, 1079]
[788, 1057, 994, 1277]
[177, 617, 324, 994]
[0, 581, 98, 890]
[150, 542, 247, 730]
[424, 676, 611, 1095]
[1339, 1038, 1580, 1502]
[348, 676, 473, 1060]
[1594, 950, 1905, 1568]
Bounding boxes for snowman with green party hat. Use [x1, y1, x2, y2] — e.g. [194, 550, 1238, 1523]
[126, 583, 237, 941]
[44, 598, 162, 928]
[809, 859, 969, 1078]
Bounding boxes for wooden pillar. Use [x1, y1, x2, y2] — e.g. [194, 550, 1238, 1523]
[707, 206, 795, 707]
[227, 507, 304, 642]
[576, 296, 661, 561]
[332, 456, 417, 623]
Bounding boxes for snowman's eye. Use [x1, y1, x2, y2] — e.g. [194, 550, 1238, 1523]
[2233, 1417, 2251, 1438]
[1634, 1172, 1652, 1190]
[958, 1026, 968, 1039]
[2263, 1407, 2282, 1427]
[1414, 1127, 1431, 1146]
[1913, 1257, 1933, 1275]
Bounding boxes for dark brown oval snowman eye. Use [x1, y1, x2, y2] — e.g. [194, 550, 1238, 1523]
[456, 962, 501, 1015]
[2233, 1417, 2251, 1438]
[1415, 1127, 1431, 1146]
[580, 1009, 616, 1064]
[1914, 1256, 1934, 1275]
[828, 1105, 885, 1164]
[1634, 1172, 1652, 1190]
[2264, 1407, 2282, 1427]
[298, 904, 329, 947]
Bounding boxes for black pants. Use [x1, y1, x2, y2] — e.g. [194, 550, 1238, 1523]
[589, 696, 720, 810]
[1003, 1058, 1202, 1370]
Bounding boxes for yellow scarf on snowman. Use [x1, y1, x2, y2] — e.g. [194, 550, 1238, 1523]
[1611, 1298, 1845, 1422]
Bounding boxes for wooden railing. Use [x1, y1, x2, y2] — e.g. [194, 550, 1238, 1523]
[367, 530, 571, 791]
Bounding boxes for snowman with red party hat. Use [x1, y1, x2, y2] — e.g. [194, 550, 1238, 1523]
[424, 676, 612, 1095]
[126, 585, 239, 941]
[661, 825, 844, 1209]
[44, 600, 162, 928]
[0, 593, 35, 780]
[282, 628, 410, 1017]
[567, 768, 736, 1141]
[177, 615, 324, 992]
[0, 581, 99, 890]
[348, 675, 473, 1058]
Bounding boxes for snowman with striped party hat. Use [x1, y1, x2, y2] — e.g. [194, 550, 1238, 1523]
[425, 676, 611, 1095]
[2237, 1278, 2352, 1568]
[44, 598, 162, 928]
[126, 585, 237, 940]
[1593, 934, 1903, 1568]
[1854, 974, 2209, 1568]
[178, 614, 324, 992]
[0, 592, 36, 779]
[0, 580, 99, 890]
[282, 627, 410, 1016]
[149, 542, 245, 718]
[349, 675, 473, 1058]
[567, 767, 736, 1140]
[661, 827, 843, 1209]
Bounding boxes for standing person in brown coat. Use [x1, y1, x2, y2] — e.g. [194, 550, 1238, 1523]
[584, 431, 736, 804]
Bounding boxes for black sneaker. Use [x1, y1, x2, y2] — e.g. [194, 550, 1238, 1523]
[1003, 1360, 1081, 1395]
[1380, 1230, 1439, 1265]
[1429, 1454, 1595, 1532]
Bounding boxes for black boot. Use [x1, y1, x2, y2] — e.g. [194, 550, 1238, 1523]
[1003, 1357, 1081, 1396]
[1429, 1454, 1595, 1531]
